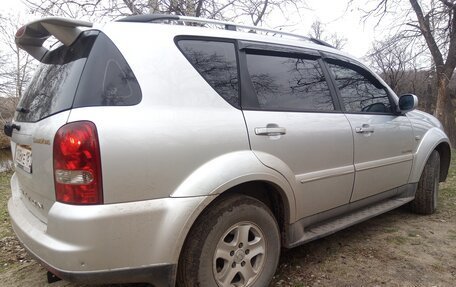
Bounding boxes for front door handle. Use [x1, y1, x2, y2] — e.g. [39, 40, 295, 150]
[355, 124, 374, 134]
[255, 127, 287, 136]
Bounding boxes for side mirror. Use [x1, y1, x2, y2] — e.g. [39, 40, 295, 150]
[398, 94, 418, 114]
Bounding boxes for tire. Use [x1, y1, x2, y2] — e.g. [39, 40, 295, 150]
[410, 150, 440, 215]
[176, 195, 280, 287]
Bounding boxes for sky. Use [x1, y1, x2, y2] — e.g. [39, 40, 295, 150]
[290, 0, 381, 57]
[0, 0, 394, 58]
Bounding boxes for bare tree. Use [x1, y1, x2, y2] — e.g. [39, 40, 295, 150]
[0, 13, 36, 150]
[355, 0, 456, 144]
[0, 13, 36, 99]
[25, 0, 214, 19]
[367, 35, 416, 91]
[309, 20, 347, 49]
[0, 54, 15, 97]
[367, 34, 438, 113]
[25, 0, 304, 26]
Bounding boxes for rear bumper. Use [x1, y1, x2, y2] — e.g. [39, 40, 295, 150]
[8, 175, 207, 286]
[51, 264, 176, 286]
[21, 239, 176, 286]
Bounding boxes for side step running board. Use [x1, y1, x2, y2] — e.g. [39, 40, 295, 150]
[288, 197, 414, 248]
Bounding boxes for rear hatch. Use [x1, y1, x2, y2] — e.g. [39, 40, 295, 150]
[10, 18, 142, 223]
[11, 28, 98, 223]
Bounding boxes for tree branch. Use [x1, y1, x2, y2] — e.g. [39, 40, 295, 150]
[409, 0, 445, 70]
[253, 0, 269, 26]
[122, 0, 143, 15]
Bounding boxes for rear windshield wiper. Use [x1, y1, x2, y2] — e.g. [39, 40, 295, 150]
[16, 107, 29, 113]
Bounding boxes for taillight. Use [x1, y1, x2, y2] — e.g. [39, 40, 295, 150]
[53, 121, 103, 204]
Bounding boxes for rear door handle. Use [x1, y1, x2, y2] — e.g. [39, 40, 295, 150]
[255, 127, 287, 136]
[355, 124, 374, 134]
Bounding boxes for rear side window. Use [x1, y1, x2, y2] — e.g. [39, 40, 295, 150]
[327, 62, 393, 113]
[245, 52, 334, 111]
[177, 40, 239, 107]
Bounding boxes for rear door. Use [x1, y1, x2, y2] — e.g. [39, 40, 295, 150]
[11, 40, 93, 222]
[239, 45, 355, 219]
[324, 58, 415, 202]
[11, 28, 143, 220]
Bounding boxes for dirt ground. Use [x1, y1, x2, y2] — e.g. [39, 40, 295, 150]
[0, 161, 455, 287]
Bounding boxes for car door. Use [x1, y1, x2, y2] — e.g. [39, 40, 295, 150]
[239, 44, 355, 219]
[324, 58, 415, 202]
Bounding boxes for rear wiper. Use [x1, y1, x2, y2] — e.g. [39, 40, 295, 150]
[16, 107, 29, 113]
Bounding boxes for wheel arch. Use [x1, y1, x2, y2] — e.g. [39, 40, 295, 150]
[175, 179, 293, 256]
[435, 141, 451, 182]
[171, 151, 296, 220]
[409, 127, 451, 183]
[219, 180, 290, 237]
[170, 151, 296, 263]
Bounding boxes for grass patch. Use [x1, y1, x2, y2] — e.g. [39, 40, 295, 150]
[439, 157, 456, 200]
[384, 227, 399, 233]
[0, 134, 10, 150]
[448, 230, 456, 240]
[437, 153, 456, 219]
[440, 185, 456, 202]
[0, 171, 17, 271]
[431, 263, 446, 273]
[0, 171, 13, 238]
[386, 235, 408, 245]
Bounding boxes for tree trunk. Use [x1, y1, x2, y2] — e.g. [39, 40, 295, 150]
[435, 74, 456, 145]
[422, 81, 433, 114]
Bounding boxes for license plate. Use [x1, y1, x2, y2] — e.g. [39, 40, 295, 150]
[15, 145, 32, 173]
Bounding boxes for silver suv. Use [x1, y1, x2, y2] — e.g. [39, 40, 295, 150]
[5, 15, 451, 287]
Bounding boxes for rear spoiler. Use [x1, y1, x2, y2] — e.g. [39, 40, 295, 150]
[15, 17, 93, 62]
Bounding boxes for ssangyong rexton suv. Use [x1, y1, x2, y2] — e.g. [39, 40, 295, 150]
[4, 14, 451, 287]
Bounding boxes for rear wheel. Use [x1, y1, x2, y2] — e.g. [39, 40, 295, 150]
[410, 150, 440, 215]
[177, 195, 280, 287]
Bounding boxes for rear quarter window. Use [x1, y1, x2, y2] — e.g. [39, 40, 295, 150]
[73, 33, 142, 107]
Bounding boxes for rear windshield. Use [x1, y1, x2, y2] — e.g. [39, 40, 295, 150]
[15, 32, 96, 122]
[15, 31, 141, 123]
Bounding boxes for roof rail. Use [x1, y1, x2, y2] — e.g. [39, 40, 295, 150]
[117, 14, 336, 49]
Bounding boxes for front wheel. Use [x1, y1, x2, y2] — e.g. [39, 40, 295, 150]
[410, 150, 440, 215]
[177, 195, 280, 287]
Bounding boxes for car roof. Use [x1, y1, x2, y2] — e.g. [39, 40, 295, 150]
[103, 14, 358, 61]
